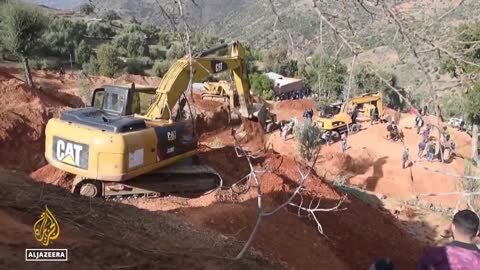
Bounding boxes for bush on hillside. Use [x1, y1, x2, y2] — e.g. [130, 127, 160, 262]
[152, 60, 172, 77]
[302, 54, 347, 101]
[82, 56, 100, 75]
[166, 43, 186, 60]
[75, 40, 92, 66]
[79, 3, 94, 15]
[125, 58, 144, 75]
[42, 17, 87, 57]
[103, 10, 120, 21]
[97, 44, 120, 77]
[295, 123, 322, 162]
[87, 22, 115, 39]
[249, 73, 275, 100]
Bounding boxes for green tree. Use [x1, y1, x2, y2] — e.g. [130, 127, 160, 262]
[166, 43, 186, 60]
[127, 33, 148, 57]
[97, 44, 120, 77]
[295, 123, 322, 162]
[42, 17, 87, 57]
[466, 82, 480, 163]
[125, 58, 144, 75]
[82, 55, 99, 75]
[263, 46, 298, 77]
[302, 54, 347, 101]
[103, 10, 120, 21]
[75, 40, 92, 66]
[249, 73, 274, 100]
[152, 60, 172, 77]
[2, 3, 47, 87]
[79, 3, 94, 15]
[87, 22, 115, 38]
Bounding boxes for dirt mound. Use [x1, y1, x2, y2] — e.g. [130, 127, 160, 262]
[237, 118, 266, 151]
[275, 99, 314, 111]
[189, 92, 225, 112]
[0, 170, 282, 270]
[30, 164, 74, 190]
[0, 77, 74, 172]
[180, 152, 425, 270]
[0, 70, 15, 80]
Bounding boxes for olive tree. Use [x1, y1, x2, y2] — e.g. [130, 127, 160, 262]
[2, 3, 47, 87]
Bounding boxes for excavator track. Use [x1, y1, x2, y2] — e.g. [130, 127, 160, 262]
[73, 164, 223, 200]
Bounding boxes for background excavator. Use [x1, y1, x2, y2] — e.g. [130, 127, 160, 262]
[44, 41, 276, 198]
[202, 80, 234, 99]
[314, 92, 385, 140]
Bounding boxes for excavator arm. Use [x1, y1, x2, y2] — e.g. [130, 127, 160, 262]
[144, 41, 254, 120]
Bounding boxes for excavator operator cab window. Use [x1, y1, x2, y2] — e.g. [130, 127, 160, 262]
[91, 86, 133, 116]
[104, 92, 126, 114]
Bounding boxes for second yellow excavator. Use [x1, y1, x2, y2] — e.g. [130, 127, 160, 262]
[315, 92, 385, 139]
[44, 41, 276, 198]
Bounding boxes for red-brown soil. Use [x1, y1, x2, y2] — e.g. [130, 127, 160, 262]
[0, 65, 472, 270]
[0, 74, 82, 172]
[0, 170, 281, 270]
[178, 151, 426, 270]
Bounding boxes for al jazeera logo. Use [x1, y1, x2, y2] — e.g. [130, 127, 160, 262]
[25, 205, 68, 262]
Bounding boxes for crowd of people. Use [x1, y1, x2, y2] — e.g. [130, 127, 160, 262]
[296, 105, 478, 269]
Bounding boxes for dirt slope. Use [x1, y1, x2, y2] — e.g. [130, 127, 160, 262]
[0, 75, 81, 172]
[178, 151, 425, 270]
[0, 170, 283, 270]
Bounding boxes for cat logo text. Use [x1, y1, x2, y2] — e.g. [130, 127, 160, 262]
[53, 136, 89, 169]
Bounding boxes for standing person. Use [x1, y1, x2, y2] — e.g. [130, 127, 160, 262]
[415, 114, 424, 134]
[416, 209, 480, 270]
[418, 139, 427, 159]
[423, 104, 428, 116]
[370, 106, 379, 125]
[324, 131, 333, 145]
[427, 140, 436, 161]
[341, 133, 347, 153]
[351, 105, 360, 124]
[402, 147, 409, 169]
[422, 124, 431, 142]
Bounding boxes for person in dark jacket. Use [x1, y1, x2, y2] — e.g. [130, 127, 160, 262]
[418, 139, 427, 158]
[402, 147, 409, 169]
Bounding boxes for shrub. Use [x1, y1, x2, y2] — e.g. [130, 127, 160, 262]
[79, 3, 94, 15]
[152, 60, 172, 77]
[125, 58, 144, 75]
[294, 123, 322, 162]
[82, 56, 99, 75]
[249, 73, 274, 100]
[78, 73, 91, 104]
[166, 43, 186, 60]
[97, 44, 120, 77]
[75, 40, 91, 66]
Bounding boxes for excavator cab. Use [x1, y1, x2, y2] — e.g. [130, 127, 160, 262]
[91, 84, 154, 116]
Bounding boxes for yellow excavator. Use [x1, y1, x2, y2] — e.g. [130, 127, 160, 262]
[201, 80, 238, 109]
[315, 92, 384, 140]
[44, 41, 276, 198]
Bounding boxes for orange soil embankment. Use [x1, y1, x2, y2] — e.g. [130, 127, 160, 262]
[0, 74, 80, 172]
[180, 151, 425, 270]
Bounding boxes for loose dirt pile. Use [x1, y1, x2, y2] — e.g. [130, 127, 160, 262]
[178, 151, 426, 270]
[30, 164, 74, 190]
[0, 170, 282, 270]
[0, 75, 79, 172]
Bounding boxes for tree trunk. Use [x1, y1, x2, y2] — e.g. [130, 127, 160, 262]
[473, 123, 479, 164]
[23, 57, 34, 88]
